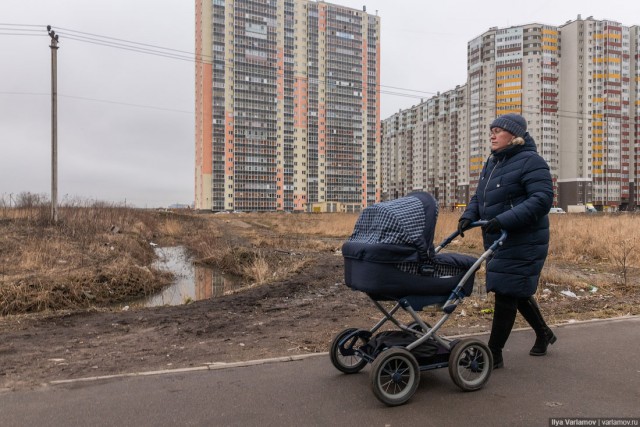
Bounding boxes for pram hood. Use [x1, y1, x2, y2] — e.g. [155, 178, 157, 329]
[343, 192, 438, 263]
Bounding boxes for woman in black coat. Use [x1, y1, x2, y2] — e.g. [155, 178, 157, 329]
[458, 113, 557, 369]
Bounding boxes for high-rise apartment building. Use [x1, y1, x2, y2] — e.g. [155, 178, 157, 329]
[412, 87, 468, 207]
[467, 24, 561, 197]
[383, 16, 639, 212]
[381, 107, 415, 200]
[559, 17, 635, 210]
[381, 86, 468, 206]
[195, 0, 381, 212]
[634, 25, 640, 209]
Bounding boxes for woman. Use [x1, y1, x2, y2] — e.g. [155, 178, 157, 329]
[457, 113, 556, 369]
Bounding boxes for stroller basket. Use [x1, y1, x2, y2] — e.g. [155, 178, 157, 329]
[342, 192, 476, 308]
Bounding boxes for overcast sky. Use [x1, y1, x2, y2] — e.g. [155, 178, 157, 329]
[1, 1, 637, 208]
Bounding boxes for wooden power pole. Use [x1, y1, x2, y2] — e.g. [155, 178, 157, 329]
[47, 26, 59, 224]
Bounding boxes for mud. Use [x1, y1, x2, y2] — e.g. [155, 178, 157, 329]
[0, 252, 638, 390]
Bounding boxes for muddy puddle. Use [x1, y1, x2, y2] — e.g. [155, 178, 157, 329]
[137, 246, 243, 307]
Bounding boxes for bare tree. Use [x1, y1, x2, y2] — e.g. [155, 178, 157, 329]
[612, 237, 637, 286]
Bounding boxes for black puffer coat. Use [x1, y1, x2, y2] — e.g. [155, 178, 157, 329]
[461, 134, 553, 297]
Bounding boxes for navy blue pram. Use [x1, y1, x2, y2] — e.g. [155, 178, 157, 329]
[331, 192, 507, 406]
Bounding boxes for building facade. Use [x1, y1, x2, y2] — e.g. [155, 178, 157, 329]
[382, 16, 639, 212]
[195, 0, 381, 212]
[466, 24, 561, 199]
[559, 17, 636, 210]
[380, 107, 415, 201]
[381, 86, 468, 209]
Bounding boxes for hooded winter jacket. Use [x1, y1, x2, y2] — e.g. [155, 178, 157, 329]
[461, 134, 553, 297]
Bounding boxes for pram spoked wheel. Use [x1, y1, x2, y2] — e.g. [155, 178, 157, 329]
[330, 328, 369, 374]
[448, 338, 493, 391]
[370, 347, 420, 406]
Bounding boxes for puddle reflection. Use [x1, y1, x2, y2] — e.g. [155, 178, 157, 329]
[141, 246, 242, 307]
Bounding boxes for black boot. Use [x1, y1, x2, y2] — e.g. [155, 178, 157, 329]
[518, 296, 557, 356]
[488, 293, 518, 369]
[490, 347, 504, 369]
[530, 328, 557, 356]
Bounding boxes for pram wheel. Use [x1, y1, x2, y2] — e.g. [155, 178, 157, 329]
[330, 328, 368, 374]
[370, 347, 420, 406]
[448, 338, 493, 392]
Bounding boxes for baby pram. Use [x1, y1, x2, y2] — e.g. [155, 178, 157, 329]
[331, 192, 507, 406]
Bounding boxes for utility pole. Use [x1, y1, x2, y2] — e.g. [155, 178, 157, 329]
[47, 26, 59, 224]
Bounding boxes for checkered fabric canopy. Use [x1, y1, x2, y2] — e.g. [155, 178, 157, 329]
[347, 192, 438, 262]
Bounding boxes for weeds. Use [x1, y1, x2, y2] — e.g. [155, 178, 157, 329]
[0, 196, 174, 315]
[1, 194, 638, 316]
[611, 237, 637, 286]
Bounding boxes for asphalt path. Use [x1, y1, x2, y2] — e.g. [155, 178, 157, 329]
[2, 317, 639, 427]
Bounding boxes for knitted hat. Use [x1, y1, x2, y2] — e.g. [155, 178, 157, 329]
[489, 113, 527, 138]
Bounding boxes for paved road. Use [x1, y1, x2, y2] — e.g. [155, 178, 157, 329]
[2, 317, 639, 427]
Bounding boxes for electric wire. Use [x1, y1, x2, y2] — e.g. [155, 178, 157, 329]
[1, 24, 442, 97]
[0, 24, 634, 123]
[0, 91, 193, 114]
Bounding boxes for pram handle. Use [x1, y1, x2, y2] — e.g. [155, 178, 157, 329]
[434, 220, 507, 253]
[439, 222, 508, 314]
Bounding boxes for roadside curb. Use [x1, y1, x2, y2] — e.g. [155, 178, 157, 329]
[49, 353, 327, 386]
[49, 315, 638, 386]
[448, 313, 639, 338]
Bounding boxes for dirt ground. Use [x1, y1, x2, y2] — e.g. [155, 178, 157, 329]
[1, 245, 638, 391]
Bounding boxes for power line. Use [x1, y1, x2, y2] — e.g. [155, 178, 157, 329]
[56, 26, 204, 58]
[0, 24, 567, 118]
[3, 24, 441, 97]
[2, 26, 440, 108]
[60, 94, 193, 114]
[0, 24, 631, 123]
[60, 34, 196, 62]
[0, 32, 47, 36]
[0, 24, 48, 36]
[0, 91, 194, 114]
[0, 23, 45, 27]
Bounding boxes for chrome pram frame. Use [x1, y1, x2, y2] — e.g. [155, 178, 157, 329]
[331, 221, 507, 406]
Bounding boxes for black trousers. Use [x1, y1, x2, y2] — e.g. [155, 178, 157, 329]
[488, 293, 550, 351]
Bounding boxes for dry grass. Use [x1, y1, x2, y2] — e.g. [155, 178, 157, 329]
[0, 201, 177, 314]
[1, 196, 638, 316]
[157, 218, 184, 238]
[238, 212, 357, 237]
[436, 211, 640, 266]
[244, 253, 270, 284]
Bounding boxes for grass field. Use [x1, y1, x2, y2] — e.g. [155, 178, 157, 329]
[0, 199, 637, 315]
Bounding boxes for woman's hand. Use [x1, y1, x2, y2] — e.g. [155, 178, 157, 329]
[457, 219, 472, 237]
[482, 218, 502, 234]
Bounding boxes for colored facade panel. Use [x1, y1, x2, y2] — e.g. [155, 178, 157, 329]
[195, 0, 380, 212]
[194, 0, 213, 210]
[383, 17, 637, 211]
[559, 18, 635, 210]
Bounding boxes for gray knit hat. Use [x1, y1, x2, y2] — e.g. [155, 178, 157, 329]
[489, 113, 527, 138]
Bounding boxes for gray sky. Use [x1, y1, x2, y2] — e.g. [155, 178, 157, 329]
[1, 0, 637, 208]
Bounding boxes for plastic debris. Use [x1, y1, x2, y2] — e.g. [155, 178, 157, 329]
[590, 286, 598, 293]
[560, 290, 578, 298]
[480, 308, 494, 314]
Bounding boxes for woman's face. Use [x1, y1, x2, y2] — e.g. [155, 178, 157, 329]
[490, 127, 514, 152]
